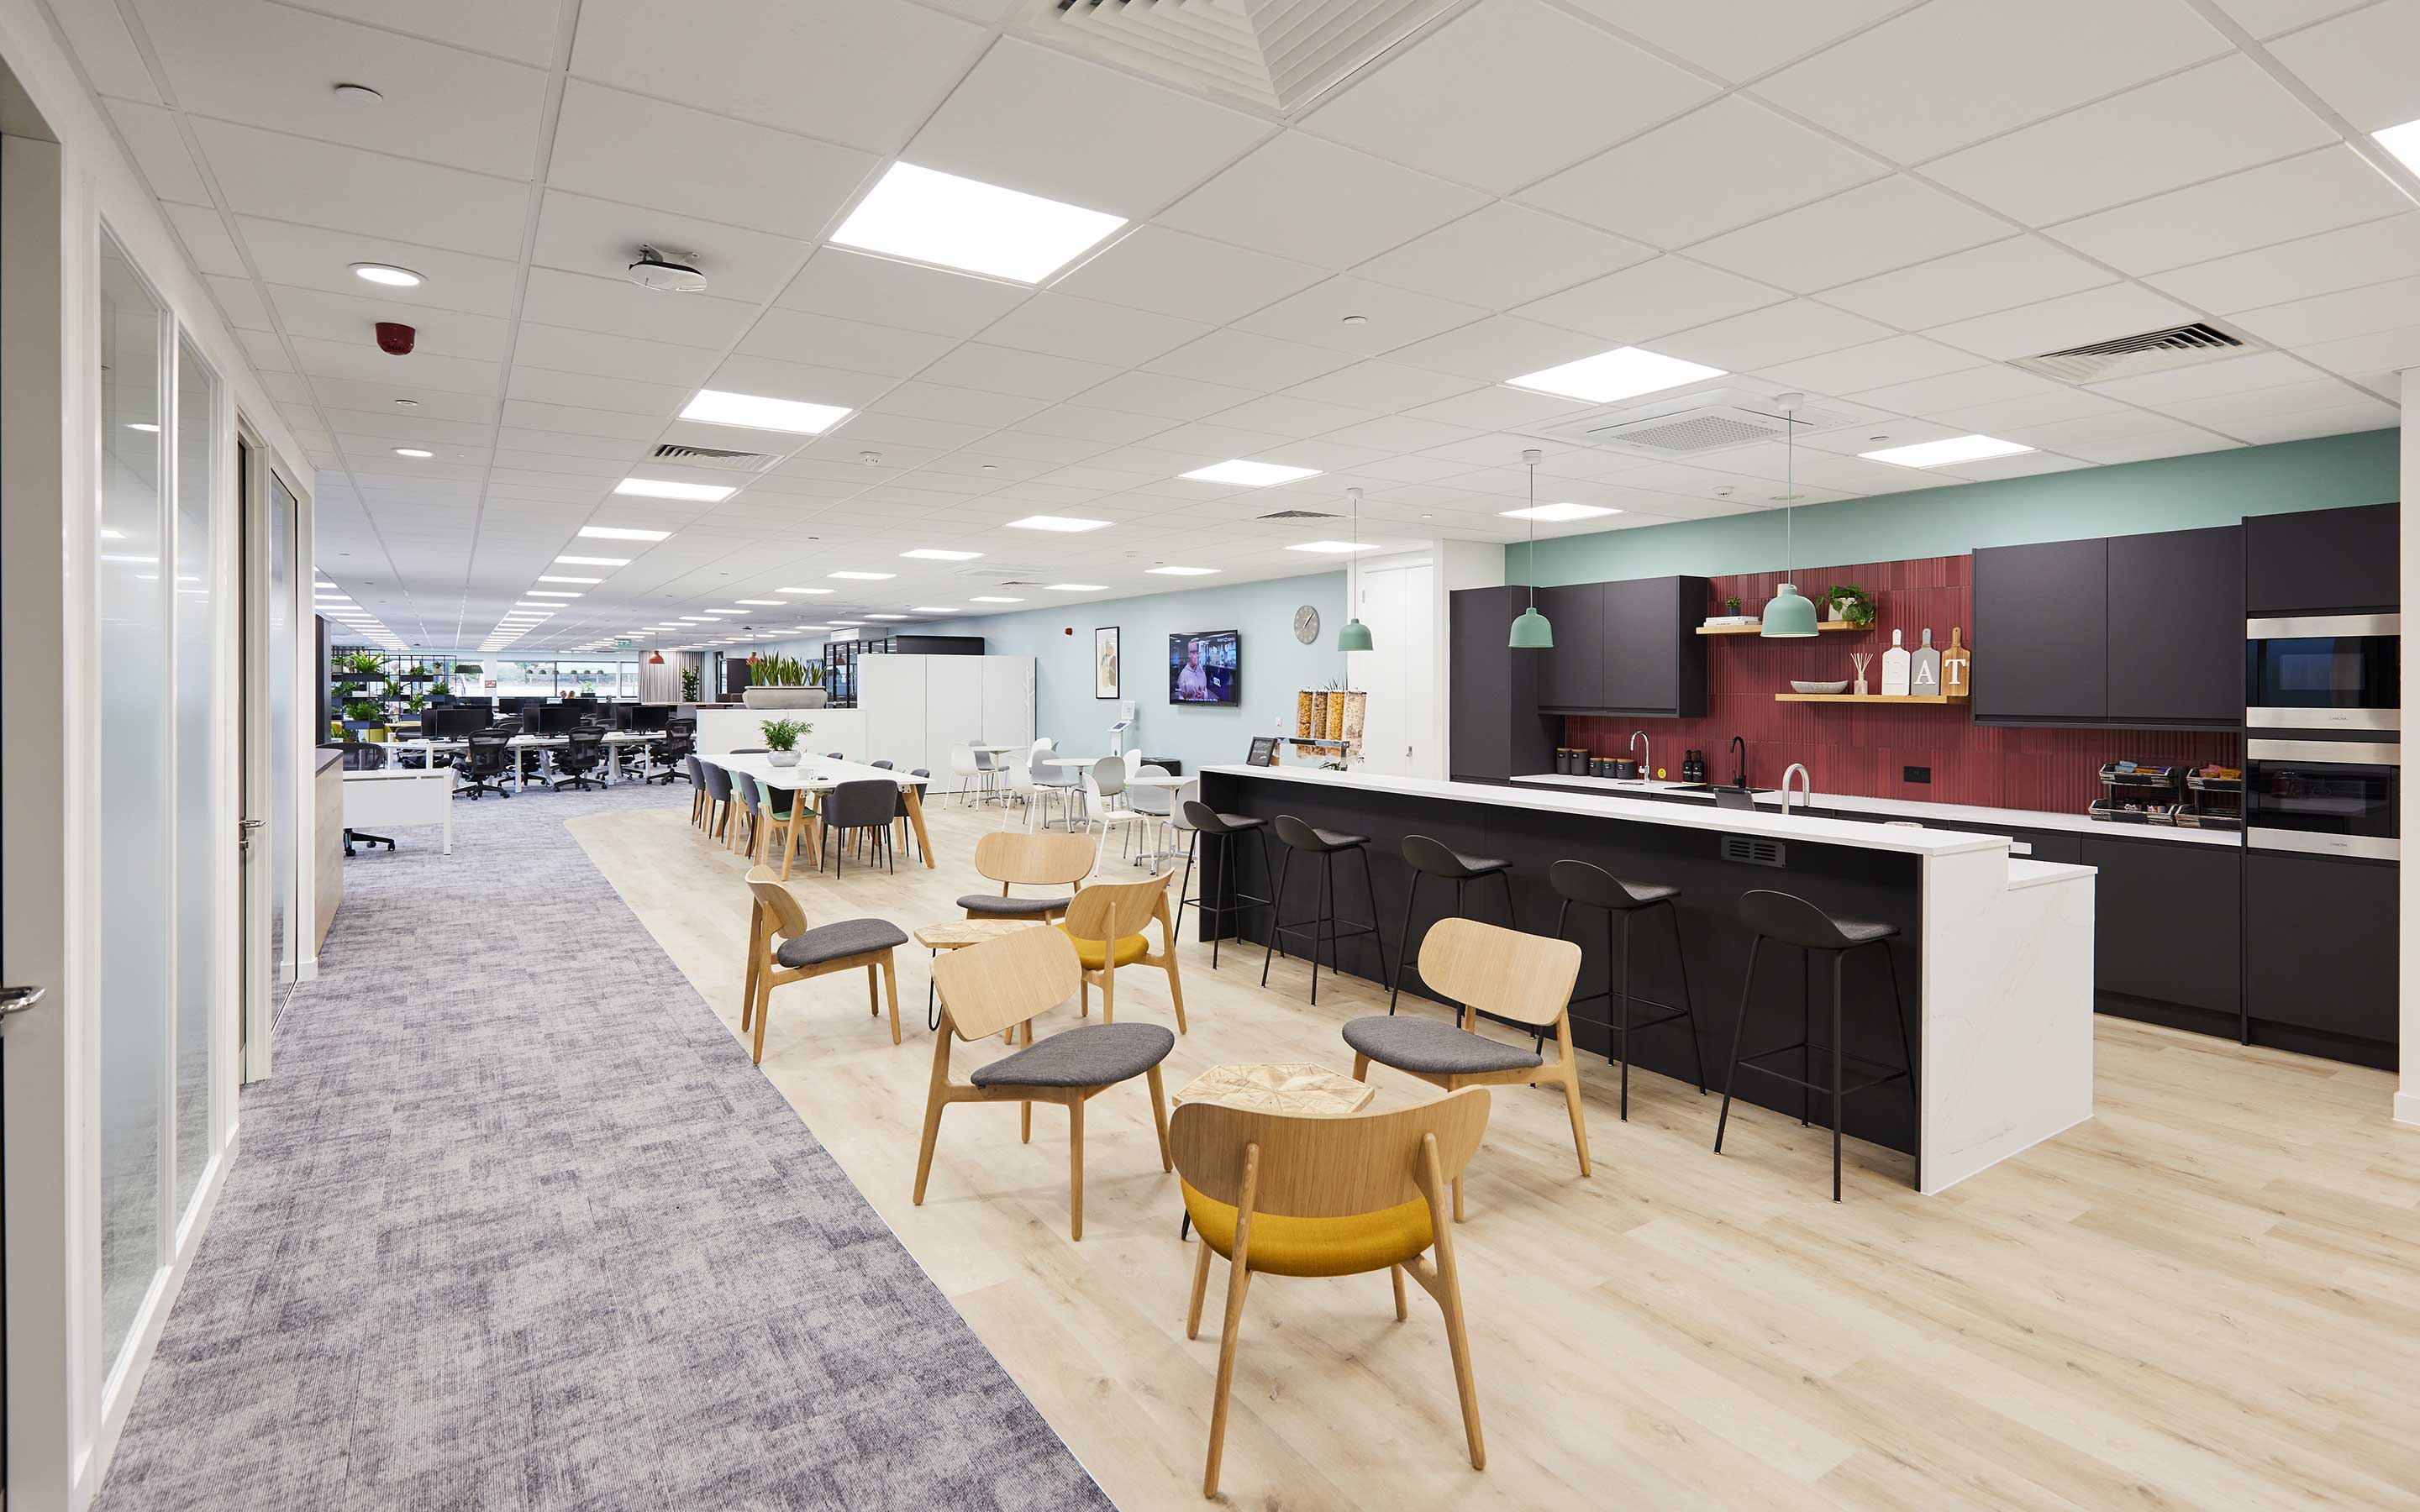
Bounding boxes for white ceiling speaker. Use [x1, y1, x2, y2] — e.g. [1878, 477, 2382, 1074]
[625, 245, 708, 293]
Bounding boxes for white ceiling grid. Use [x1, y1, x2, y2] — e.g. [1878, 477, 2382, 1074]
[40, 0, 2415, 653]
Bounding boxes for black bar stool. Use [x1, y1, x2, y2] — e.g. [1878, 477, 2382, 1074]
[1261, 815, 1391, 1005]
[1713, 889, 1917, 1201]
[1388, 835, 1514, 1014]
[1547, 859, 1704, 1120]
[1176, 800, 1275, 969]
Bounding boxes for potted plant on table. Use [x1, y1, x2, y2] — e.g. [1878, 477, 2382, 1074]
[759, 717, 809, 766]
[742, 653, 827, 710]
[1826, 585, 1877, 628]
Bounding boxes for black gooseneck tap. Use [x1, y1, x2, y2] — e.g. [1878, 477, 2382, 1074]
[1729, 735, 1747, 790]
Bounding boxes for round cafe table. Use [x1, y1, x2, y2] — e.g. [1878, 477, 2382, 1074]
[914, 917, 1049, 1032]
[1170, 1062, 1376, 1237]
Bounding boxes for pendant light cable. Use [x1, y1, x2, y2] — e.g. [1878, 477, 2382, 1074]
[1758, 392, 1818, 638]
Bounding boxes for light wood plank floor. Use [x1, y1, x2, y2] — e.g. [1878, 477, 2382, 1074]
[572, 796, 2420, 1512]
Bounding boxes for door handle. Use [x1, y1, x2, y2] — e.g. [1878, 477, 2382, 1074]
[238, 816, 265, 853]
[1, 984, 47, 1034]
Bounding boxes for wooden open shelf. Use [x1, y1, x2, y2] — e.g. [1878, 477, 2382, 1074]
[1774, 692, 1960, 705]
[1697, 621, 1862, 636]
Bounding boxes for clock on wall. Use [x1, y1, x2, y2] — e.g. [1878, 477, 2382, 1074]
[1293, 605, 1321, 644]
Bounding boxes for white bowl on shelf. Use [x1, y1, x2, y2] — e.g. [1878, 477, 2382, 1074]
[1790, 680, 1850, 694]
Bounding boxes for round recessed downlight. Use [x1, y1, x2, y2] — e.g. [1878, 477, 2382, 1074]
[392, 447, 434, 459]
[393, 398, 419, 407]
[333, 82, 384, 105]
[1341, 314, 1369, 327]
[351, 262, 424, 287]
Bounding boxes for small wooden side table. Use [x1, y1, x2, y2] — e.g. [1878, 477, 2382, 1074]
[915, 918, 1049, 1032]
[1171, 1062, 1376, 1237]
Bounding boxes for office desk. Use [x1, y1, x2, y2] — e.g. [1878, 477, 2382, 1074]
[343, 766, 455, 854]
[713, 753, 934, 879]
[408, 731, 661, 790]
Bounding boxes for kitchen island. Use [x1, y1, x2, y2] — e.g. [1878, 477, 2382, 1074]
[1196, 764, 2096, 1194]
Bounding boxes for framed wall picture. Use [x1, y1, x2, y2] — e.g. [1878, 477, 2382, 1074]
[1094, 626, 1120, 700]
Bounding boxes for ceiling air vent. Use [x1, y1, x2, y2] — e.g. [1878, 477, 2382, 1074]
[1538, 388, 1856, 458]
[1255, 508, 1339, 521]
[650, 443, 781, 474]
[1027, 0, 1462, 116]
[2013, 322, 2247, 384]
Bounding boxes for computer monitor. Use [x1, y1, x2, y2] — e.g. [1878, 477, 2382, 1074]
[631, 705, 671, 732]
[537, 704, 578, 736]
[609, 703, 639, 731]
[514, 697, 546, 720]
[434, 707, 486, 738]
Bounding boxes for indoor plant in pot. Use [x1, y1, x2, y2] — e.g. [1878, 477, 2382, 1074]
[742, 654, 825, 710]
[680, 665, 700, 701]
[1827, 585, 1877, 628]
[758, 717, 808, 766]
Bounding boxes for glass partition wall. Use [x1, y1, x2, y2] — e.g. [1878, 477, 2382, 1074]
[94, 228, 231, 1390]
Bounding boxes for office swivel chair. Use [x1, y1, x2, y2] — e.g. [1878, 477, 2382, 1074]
[455, 734, 513, 800]
[648, 722, 695, 784]
[336, 742, 396, 857]
[553, 729, 606, 791]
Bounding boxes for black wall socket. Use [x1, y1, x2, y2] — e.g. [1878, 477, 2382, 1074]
[1903, 765, 1931, 784]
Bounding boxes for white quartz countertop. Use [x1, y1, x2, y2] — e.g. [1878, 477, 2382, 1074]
[1509, 773, 2243, 850]
[1205, 765, 2012, 858]
[2007, 858, 2096, 889]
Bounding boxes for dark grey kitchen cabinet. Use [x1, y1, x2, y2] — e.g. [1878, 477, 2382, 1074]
[2246, 501, 2398, 616]
[1599, 575, 1709, 718]
[2081, 834, 2242, 1020]
[2107, 524, 2243, 727]
[1533, 583, 1605, 711]
[1449, 586, 1554, 783]
[1975, 538, 2108, 724]
[2245, 850, 2396, 1044]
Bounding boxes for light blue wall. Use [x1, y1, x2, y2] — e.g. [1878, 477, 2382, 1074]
[1509, 428, 2401, 585]
[945, 572, 1347, 775]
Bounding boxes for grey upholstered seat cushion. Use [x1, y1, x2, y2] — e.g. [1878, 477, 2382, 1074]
[971, 1022, 1176, 1088]
[1343, 1016, 1542, 1075]
[956, 892, 1071, 918]
[776, 917, 908, 969]
[1829, 916, 1897, 944]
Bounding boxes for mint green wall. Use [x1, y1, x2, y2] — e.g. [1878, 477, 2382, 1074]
[1509, 428, 2401, 585]
[950, 572, 1346, 775]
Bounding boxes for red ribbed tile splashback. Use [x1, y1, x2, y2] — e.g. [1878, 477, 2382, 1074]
[1565, 555, 2240, 816]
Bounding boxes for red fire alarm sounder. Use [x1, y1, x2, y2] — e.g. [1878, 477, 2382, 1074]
[376, 321, 416, 355]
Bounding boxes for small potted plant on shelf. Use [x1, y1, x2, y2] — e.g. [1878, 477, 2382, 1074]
[758, 717, 808, 766]
[1826, 585, 1877, 628]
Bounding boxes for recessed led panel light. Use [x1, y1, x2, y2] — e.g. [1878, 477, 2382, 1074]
[679, 388, 850, 435]
[1006, 515, 1110, 533]
[908, 606, 960, 613]
[1500, 502, 1621, 522]
[1504, 346, 1726, 404]
[537, 575, 602, 584]
[776, 586, 834, 595]
[1044, 583, 1107, 591]
[1145, 565, 1220, 575]
[351, 262, 424, 286]
[734, 599, 784, 606]
[1178, 460, 1322, 486]
[2376, 118, 2420, 175]
[677, 617, 713, 622]
[392, 447, 434, 459]
[900, 548, 982, 561]
[970, 596, 1024, 603]
[1285, 540, 1381, 554]
[526, 590, 581, 597]
[700, 609, 742, 616]
[555, 554, 630, 566]
[829, 161, 1125, 284]
[614, 478, 733, 502]
[579, 525, 672, 541]
[863, 613, 908, 620]
[828, 570, 895, 580]
[1860, 434, 2034, 468]
[126, 423, 160, 433]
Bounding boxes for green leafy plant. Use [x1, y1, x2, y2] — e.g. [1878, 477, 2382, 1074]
[750, 654, 810, 687]
[680, 666, 701, 701]
[1826, 584, 1878, 628]
[1724, 595, 1742, 615]
[807, 662, 824, 688]
[341, 697, 381, 723]
[758, 717, 810, 752]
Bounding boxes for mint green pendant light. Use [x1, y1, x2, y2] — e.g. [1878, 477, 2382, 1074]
[1337, 486, 1374, 652]
[1508, 449, 1555, 648]
[1760, 392, 1819, 638]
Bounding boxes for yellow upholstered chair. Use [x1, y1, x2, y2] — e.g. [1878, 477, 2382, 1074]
[739, 869, 908, 1063]
[1342, 917, 1586, 1221]
[914, 925, 1174, 1241]
[1173, 1088, 1492, 1499]
[1058, 871, 1186, 1033]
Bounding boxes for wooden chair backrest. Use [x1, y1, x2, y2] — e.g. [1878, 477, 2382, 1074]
[973, 830, 1095, 888]
[744, 867, 810, 939]
[1171, 1088, 1491, 1220]
[1062, 871, 1172, 944]
[1418, 917, 1581, 1028]
[933, 925, 1081, 1042]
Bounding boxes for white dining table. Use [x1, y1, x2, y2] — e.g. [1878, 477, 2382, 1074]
[710, 753, 935, 878]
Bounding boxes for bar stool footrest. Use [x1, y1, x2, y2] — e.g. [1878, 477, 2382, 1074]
[1733, 1042, 1909, 1097]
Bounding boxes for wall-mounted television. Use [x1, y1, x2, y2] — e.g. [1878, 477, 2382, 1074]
[1169, 630, 1240, 706]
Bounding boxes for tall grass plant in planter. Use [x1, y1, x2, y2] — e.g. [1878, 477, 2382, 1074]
[741, 653, 827, 710]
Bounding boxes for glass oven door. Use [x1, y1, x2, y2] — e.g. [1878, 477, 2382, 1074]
[2245, 739, 2399, 859]
[2246, 614, 2399, 730]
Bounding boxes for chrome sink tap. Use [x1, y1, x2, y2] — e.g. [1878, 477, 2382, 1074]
[1629, 730, 1650, 782]
[1781, 763, 1813, 816]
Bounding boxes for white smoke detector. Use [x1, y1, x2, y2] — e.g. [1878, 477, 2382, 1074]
[625, 245, 707, 293]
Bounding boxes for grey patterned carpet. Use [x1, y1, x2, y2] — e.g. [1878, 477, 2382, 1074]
[97, 776, 1114, 1511]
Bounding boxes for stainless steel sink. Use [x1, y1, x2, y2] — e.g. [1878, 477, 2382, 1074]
[1666, 782, 1778, 795]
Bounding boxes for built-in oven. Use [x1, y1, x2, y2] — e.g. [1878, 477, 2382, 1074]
[2244, 738, 2399, 860]
[2246, 613, 2399, 731]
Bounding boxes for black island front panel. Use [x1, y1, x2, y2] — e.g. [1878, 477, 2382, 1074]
[1196, 769, 1927, 1158]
